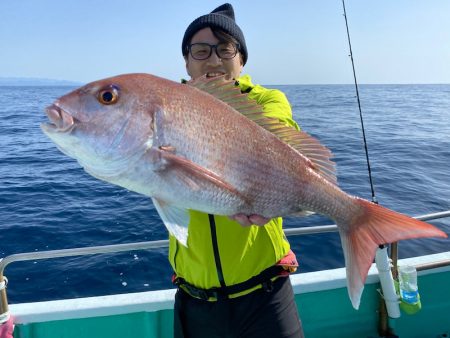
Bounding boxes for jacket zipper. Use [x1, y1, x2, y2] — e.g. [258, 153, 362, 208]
[208, 214, 226, 289]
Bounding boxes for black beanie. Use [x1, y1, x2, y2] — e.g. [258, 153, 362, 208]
[182, 3, 248, 65]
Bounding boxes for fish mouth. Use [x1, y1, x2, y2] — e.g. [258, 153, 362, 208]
[42, 104, 76, 133]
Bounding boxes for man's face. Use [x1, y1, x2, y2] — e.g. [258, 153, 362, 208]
[185, 27, 243, 80]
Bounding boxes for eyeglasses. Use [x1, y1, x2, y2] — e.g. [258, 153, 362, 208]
[188, 42, 240, 60]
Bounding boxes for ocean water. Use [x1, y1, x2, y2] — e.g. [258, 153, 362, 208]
[1, 83, 449, 304]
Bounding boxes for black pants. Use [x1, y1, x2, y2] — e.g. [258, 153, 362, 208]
[174, 276, 304, 338]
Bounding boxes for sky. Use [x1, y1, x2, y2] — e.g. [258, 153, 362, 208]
[1, 0, 449, 85]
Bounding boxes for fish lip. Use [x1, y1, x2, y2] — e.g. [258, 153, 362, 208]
[43, 104, 76, 133]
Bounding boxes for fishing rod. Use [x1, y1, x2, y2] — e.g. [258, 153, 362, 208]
[341, 1, 400, 336]
[341, 0, 377, 204]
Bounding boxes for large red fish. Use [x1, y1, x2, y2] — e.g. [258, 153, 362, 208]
[41, 73, 447, 309]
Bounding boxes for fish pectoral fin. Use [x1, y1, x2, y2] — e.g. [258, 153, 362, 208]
[151, 198, 190, 246]
[160, 150, 246, 200]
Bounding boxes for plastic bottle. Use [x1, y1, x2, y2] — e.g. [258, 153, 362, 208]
[399, 265, 419, 303]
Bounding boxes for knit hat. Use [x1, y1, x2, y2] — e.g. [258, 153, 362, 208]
[182, 3, 248, 65]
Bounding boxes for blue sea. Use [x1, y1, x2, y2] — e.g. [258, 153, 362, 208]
[1, 83, 449, 304]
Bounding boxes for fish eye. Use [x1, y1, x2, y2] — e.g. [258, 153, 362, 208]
[98, 85, 119, 105]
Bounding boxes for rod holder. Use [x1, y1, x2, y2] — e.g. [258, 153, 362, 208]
[375, 247, 401, 318]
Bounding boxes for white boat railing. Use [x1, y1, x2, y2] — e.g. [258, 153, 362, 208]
[1, 209, 449, 320]
[2, 210, 449, 275]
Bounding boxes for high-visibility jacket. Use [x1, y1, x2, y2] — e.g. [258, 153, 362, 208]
[169, 74, 300, 296]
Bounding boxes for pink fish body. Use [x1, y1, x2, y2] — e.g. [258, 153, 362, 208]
[41, 73, 447, 309]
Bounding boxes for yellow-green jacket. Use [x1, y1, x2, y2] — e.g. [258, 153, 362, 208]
[169, 74, 300, 294]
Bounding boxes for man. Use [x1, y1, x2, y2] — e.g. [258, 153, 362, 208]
[171, 4, 304, 338]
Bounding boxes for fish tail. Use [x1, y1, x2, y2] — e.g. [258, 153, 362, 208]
[339, 198, 447, 309]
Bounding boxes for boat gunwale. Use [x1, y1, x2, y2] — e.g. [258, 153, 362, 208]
[8, 250, 450, 325]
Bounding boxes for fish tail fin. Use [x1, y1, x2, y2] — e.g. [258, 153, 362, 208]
[339, 198, 447, 309]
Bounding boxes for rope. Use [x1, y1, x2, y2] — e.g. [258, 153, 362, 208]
[0, 276, 7, 290]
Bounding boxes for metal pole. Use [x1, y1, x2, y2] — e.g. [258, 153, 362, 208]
[390, 242, 399, 280]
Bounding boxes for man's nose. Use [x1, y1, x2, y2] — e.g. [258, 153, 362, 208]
[206, 50, 222, 65]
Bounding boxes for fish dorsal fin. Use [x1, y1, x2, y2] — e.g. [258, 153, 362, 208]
[187, 76, 337, 185]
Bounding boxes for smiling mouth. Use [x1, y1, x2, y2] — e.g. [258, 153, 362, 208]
[206, 72, 226, 78]
[42, 104, 76, 132]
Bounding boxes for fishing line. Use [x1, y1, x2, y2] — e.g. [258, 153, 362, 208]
[341, 0, 377, 204]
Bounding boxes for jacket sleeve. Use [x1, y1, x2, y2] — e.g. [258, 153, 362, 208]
[237, 74, 300, 131]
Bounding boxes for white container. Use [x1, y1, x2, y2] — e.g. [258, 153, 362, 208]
[399, 265, 419, 304]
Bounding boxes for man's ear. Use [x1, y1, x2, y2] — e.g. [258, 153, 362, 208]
[239, 54, 244, 73]
[184, 56, 191, 77]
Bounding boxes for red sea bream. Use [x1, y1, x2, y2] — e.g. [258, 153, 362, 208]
[41, 73, 447, 309]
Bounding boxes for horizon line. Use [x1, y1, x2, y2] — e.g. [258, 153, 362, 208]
[1, 76, 449, 87]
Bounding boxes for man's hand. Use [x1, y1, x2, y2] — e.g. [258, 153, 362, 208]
[229, 213, 270, 227]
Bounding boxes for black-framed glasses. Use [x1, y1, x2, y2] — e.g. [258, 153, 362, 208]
[188, 42, 240, 60]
